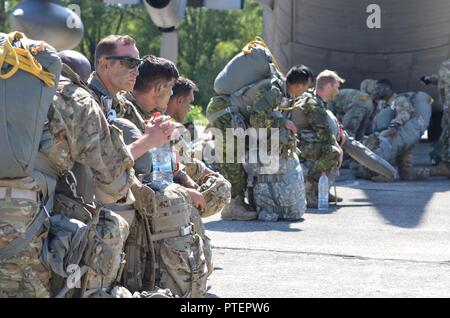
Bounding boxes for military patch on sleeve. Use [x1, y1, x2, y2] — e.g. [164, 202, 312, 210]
[359, 95, 368, 102]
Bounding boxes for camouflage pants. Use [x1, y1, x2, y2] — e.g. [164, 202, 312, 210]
[300, 142, 341, 183]
[153, 184, 208, 298]
[0, 199, 51, 298]
[211, 117, 247, 198]
[156, 234, 208, 298]
[214, 162, 247, 198]
[191, 208, 213, 277]
[87, 209, 130, 290]
[441, 106, 450, 163]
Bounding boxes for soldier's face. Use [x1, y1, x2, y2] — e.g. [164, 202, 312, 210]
[288, 79, 312, 98]
[156, 78, 176, 112]
[329, 81, 340, 100]
[178, 91, 195, 121]
[371, 84, 391, 101]
[107, 43, 140, 92]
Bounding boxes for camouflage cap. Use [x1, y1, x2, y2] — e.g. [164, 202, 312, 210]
[198, 172, 231, 218]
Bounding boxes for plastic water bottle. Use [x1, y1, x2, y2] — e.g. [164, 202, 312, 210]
[318, 172, 329, 211]
[151, 113, 173, 190]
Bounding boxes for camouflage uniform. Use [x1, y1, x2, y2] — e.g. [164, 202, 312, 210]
[248, 77, 296, 156]
[0, 178, 51, 298]
[354, 94, 428, 181]
[327, 89, 374, 141]
[0, 72, 135, 298]
[115, 92, 211, 295]
[206, 96, 248, 198]
[380, 94, 415, 131]
[295, 92, 341, 184]
[49, 75, 136, 292]
[429, 59, 450, 166]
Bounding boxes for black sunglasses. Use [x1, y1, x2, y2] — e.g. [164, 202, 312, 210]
[105, 56, 142, 69]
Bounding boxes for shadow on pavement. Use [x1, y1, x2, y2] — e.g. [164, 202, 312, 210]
[338, 143, 449, 228]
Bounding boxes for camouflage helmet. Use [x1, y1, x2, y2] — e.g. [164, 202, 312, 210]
[198, 172, 231, 218]
[360, 79, 377, 95]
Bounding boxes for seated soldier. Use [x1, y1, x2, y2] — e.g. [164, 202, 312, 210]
[353, 79, 428, 182]
[116, 56, 211, 297]
[295, 70, 345, 208]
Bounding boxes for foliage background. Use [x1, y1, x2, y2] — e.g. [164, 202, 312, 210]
[1, 0, 263, 122]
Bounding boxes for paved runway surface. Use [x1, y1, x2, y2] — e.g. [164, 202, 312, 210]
[204, 142, 450, 298]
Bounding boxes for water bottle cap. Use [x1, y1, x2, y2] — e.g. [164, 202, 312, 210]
[153, 112, 162, 117]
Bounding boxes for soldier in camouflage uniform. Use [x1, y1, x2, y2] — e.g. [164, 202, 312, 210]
[86, 36, 184, 295]
[294, 70, 345, 208]
[327, 88, 374, 141]
[0, 50, 140, 298]
[167, 76, 231, 274]
[421, 58, 450, 178]
[353, 79, 429, 181]
[113, 56, 210, 296]
[207, 69, 299, 220]
[206, 96, 254, 220]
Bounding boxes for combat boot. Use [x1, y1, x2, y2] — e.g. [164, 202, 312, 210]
[221, 195, 257, 221]
[305, 180, 318, 209]
[429, 161, 450, 178]
[398, 150, 428, 181]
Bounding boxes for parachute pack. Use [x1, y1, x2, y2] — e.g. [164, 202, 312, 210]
[213, 37, 283, 96]
[0, 32, 62, 178]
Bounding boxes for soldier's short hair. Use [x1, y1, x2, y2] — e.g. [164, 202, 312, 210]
[286, 65, 314, 85]
[94, 35, 136, 69]
[376, 78, 393, 89]
[316, 70, 345, 90]
[172, 77, 198, 98]
[134, 55, 179, 93]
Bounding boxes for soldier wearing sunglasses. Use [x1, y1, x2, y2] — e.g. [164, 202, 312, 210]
[88, 35, 175, 161]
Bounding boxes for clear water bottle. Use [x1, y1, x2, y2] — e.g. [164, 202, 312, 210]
[151, 113, 173, 191]
[318, 172, 329, 211]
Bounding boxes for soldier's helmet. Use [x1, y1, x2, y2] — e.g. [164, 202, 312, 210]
[360, 79, 377, 95]
[58, 50, 92, 82]
[198, 172, 231, 218]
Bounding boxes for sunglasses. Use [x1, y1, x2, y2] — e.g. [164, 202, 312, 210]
[105, 56, 142, 69]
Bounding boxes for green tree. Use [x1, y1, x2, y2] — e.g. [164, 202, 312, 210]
[177, 1, 263, 110]
[4, 0, 262, 114]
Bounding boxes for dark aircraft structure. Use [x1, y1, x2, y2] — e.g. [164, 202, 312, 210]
[257, 0, 450, 138]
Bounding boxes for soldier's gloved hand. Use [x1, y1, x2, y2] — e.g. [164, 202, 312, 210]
[185, 188, 206, 211]
[420, 76, 431, 85]
[386, 123, 400, 138]
[285, 120, 297, 134]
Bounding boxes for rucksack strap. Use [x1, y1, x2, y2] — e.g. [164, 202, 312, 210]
[207, 104, 239, 124]
[0, 195, 50, 262]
